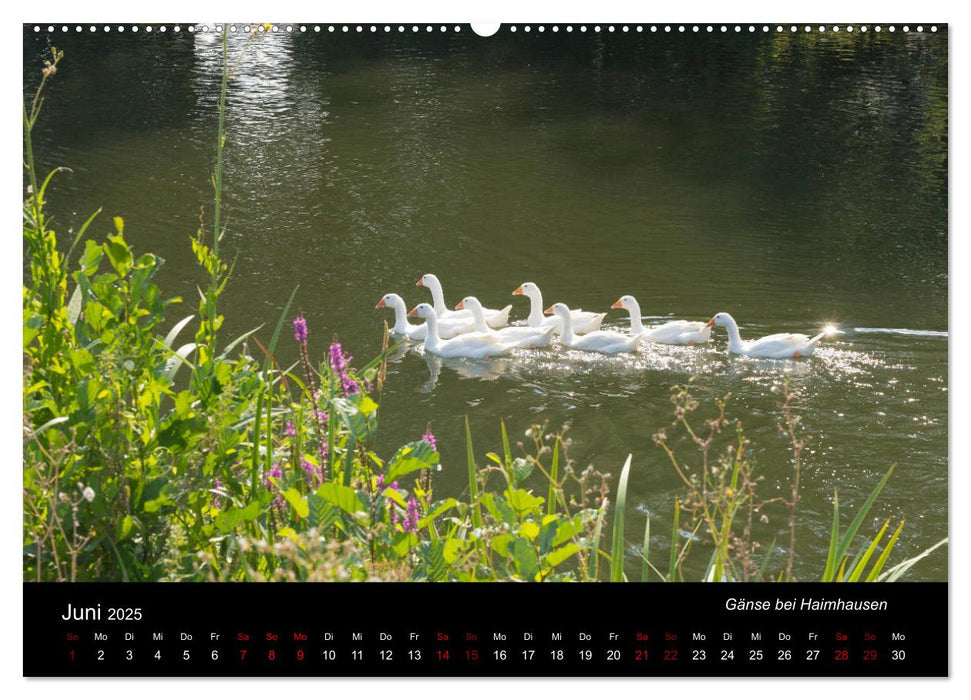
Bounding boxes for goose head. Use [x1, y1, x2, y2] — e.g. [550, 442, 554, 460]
[375, 293, 404, 310]
[709, 312, 735, 328]
[455, 296, 484, 313]
[416, 273, 441, 289]
[544, 302, 571, 318]
[513, 281, 541, 299]
[408, 303, 436, 320]
[611, 295, 638, 311]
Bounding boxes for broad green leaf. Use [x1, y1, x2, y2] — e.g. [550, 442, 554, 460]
[282, 488, 309, 519]
[214, 501, 261, 533]
[546, 542, 581, 568]
[504, 487, 544, 516]
[317, 482, 366, 517]
[386, 440, 439, 482]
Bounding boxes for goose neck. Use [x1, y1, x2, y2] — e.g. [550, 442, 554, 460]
[558, 312, 575, 343]
[391, 299, 410, 334]
[627, 302, 645, 335]
[527, 290, 544, 326]
[423, 312, 442, 349]
[469, 304, 490, 333]
[724, 316, 744, 351]
[427, 279, 447, 315]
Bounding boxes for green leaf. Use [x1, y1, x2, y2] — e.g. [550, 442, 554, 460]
[282, 488, 310, 519]
[33, 415, 68, 437]
[386, 440, 439, 482]
[833, 465, 896, 571]
[104, 234, 133, 277]
[510, 537, 539, 581]
[214, 501, 261, 533]
[640, 514, 651, 583]
[418, 498, 458, 529]
[610, 454, 632, 582]
[443, 538, 469, 564]
[546, 542, 581, 568]
[392, 532, 419, 557]
[261, 285, 298, 373]
[510, 457, 533, 485]
[164, 315, 196, 350]
[308, 494, 339, 530]
[547, 437, 560, 517]
[822, 491, 841, 582]
[465, 416, 482, 529]
[66, 284, 83, 326]
[504, 487, 544, 516]
[163, 343, 197, 382]
[317, 482, 366, 517]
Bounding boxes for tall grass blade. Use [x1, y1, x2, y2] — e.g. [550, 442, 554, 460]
[668, 498, 680, 582]
[218, 323, 263, 360]
[500, 420, 512, 467]
[757, 537, 776, 581]
[465, 416, 482, 529]
[262, 286, 299, 373]
[163, 315, 196, 350]
[589, 499, 607, 581]
[832, 465, 896, 571]
[342, 438, 357, 487]
[609, 454, 632, 582]
[822, 490, 840, 582]
[865, 520, 905, 581]
[847, 518, 889, 582]
[878, 537, 947, 582]
[640, 513, 651, 582]
[547, 437, 560, 517]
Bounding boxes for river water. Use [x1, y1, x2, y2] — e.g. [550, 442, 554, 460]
[24, 25, 948, 580]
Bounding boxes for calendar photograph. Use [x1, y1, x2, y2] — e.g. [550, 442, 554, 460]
[23, 22, 947, 595]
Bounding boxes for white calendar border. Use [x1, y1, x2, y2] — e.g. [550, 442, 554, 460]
[1, 0, 963, 696]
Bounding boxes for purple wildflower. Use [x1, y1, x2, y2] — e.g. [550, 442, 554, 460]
[293, 314, 308, 345]
[375, 474, 385, 492]
[329, 340, 358, 396]
[284, 421, 297, 438]
[212, 478, 223, 509]
[403, 496, 422, 533]
[421, 431, 437, 451]
[264, 463, 283, 488]
[390, 504, 399, 528]
[301, 457, 321, 485]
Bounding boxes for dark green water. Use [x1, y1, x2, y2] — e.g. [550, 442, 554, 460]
[24, 26, 948, 580]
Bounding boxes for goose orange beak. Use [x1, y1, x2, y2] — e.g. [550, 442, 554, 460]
[512, 285, 523, 295]
[544, 306, 554, 315]
[706, 317, 715, 327]
[610, 298, 624, 309]
[455, 300, 465, 310]
[407, 307, 419, 318]
[375, 298, 386, 309]
[415, 278, 424, 287]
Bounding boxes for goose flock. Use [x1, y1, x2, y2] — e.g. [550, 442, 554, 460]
[375, 273, 832, 360]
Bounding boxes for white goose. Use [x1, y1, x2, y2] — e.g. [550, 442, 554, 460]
[416, 273, 512, 328]
[545, 303, 641, 355]
[408, 303, 515, 359]
[455, 296, 555, 349]
[611, 295, 711, 346]
[513, 282, 605, 334]
[375, 293, 475, 341]
[708, 312, 828, 359]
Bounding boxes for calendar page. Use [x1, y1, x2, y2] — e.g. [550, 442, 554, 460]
[21, 18, 948, 679]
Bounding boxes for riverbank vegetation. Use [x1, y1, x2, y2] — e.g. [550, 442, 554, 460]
[23, 38, 945, 584]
